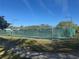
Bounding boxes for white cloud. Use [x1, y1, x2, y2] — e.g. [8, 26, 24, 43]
[21, 0, 35, 17]
[54, 0, 69, 17]
[38, 0, 55, 17]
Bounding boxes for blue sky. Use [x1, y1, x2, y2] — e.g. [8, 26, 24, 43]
[0, 0, 79, 26]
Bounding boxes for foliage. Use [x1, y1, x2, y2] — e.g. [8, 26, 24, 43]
[0, 16, 10, 30]
[19, 24, 52, 30]
[76, 26, 79, 33]
[56, 21, 77, 29]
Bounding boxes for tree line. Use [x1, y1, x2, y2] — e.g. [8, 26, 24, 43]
[0, 16, 79, 31]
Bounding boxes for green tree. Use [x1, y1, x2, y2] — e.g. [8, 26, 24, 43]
[76, 26, 79, 31]
[56, 21, 77, 29]
[0, 16, 10, 30]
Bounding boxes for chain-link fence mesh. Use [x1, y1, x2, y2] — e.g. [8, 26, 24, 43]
[0, 28, 76, 39]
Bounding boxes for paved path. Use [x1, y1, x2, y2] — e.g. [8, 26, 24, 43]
[31, 52, 79, 59]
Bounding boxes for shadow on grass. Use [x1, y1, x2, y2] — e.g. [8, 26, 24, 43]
[0, 37, 79, 59]
[0, 37, 27, 59]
